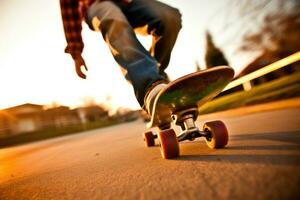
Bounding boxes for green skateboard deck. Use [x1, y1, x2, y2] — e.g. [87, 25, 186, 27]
[147, 66, 234, 129]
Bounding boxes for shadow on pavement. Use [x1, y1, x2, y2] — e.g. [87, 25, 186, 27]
[177, 131, 300, 165]
[178, 154, 300, 165]
[230, 130, 300, 145]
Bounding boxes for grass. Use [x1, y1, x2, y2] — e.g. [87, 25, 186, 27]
[0, 119, 123, 148]
[199, 71, 300, 114]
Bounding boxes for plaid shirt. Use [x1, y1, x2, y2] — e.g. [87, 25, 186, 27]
[60, 0, 131, 58]
[60, 0, 95, 58]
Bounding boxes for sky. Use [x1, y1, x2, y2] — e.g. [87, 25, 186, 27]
[0, 0, 226, 111]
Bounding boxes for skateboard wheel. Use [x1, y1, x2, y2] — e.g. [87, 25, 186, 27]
[203, 120, 228, 149]
[143, 131, 155, 147]
[158, 129, 180, 159]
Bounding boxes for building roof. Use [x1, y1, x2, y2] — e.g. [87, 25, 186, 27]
[4, 103, 44, 111]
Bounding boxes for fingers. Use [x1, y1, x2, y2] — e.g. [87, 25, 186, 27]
[76, 65, 86, 79]
[83, 63, 88, 72]
[74, 57, 88, 79]
[75, 63, 88, 79]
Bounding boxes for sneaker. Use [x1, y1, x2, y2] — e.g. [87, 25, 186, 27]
[144, 83, 167, 115]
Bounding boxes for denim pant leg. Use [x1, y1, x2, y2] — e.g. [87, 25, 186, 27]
[119, 0, 182, 79]
[86, 1, 164, 107]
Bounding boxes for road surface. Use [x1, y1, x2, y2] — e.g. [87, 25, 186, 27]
[0, 107, 300, 200]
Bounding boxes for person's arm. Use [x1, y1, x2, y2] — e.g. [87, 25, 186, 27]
[60, 0, 88, 79]
[60, 0, 84, 58]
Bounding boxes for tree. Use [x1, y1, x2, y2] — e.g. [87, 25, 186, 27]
[204, 31, 229, 68]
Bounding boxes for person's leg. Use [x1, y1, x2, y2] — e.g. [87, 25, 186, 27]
[86, 1, 165, 107]
[119, 0, 182, 80]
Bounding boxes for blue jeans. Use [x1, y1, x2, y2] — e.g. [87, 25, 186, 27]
[86, 0, 182, 106]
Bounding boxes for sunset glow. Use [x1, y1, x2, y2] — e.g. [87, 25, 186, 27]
[0, 0, 237, 111]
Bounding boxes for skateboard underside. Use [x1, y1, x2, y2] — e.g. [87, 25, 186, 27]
[147, 66, 234, 129]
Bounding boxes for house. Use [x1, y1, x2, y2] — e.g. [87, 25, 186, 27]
[0, 110, 15, 138]
[75, 105, 109, 124]
[0, 103, 110, 138]
[0, 104, 44, 137]
[43, 106, 80, 129]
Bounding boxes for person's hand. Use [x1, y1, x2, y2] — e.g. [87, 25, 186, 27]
[73, 55, 88, 79]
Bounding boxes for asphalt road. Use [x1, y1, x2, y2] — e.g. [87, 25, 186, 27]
[1, 107, 300, 200]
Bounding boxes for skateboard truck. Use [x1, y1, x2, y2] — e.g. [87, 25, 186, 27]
[172, 108, 211, 142]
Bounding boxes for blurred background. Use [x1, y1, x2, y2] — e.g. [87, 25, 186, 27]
[0, 0, 299, 147]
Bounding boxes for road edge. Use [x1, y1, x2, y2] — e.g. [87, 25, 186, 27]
[198, 97, 300, 120]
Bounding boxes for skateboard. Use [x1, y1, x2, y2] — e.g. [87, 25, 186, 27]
[142, 66, 235, 159]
